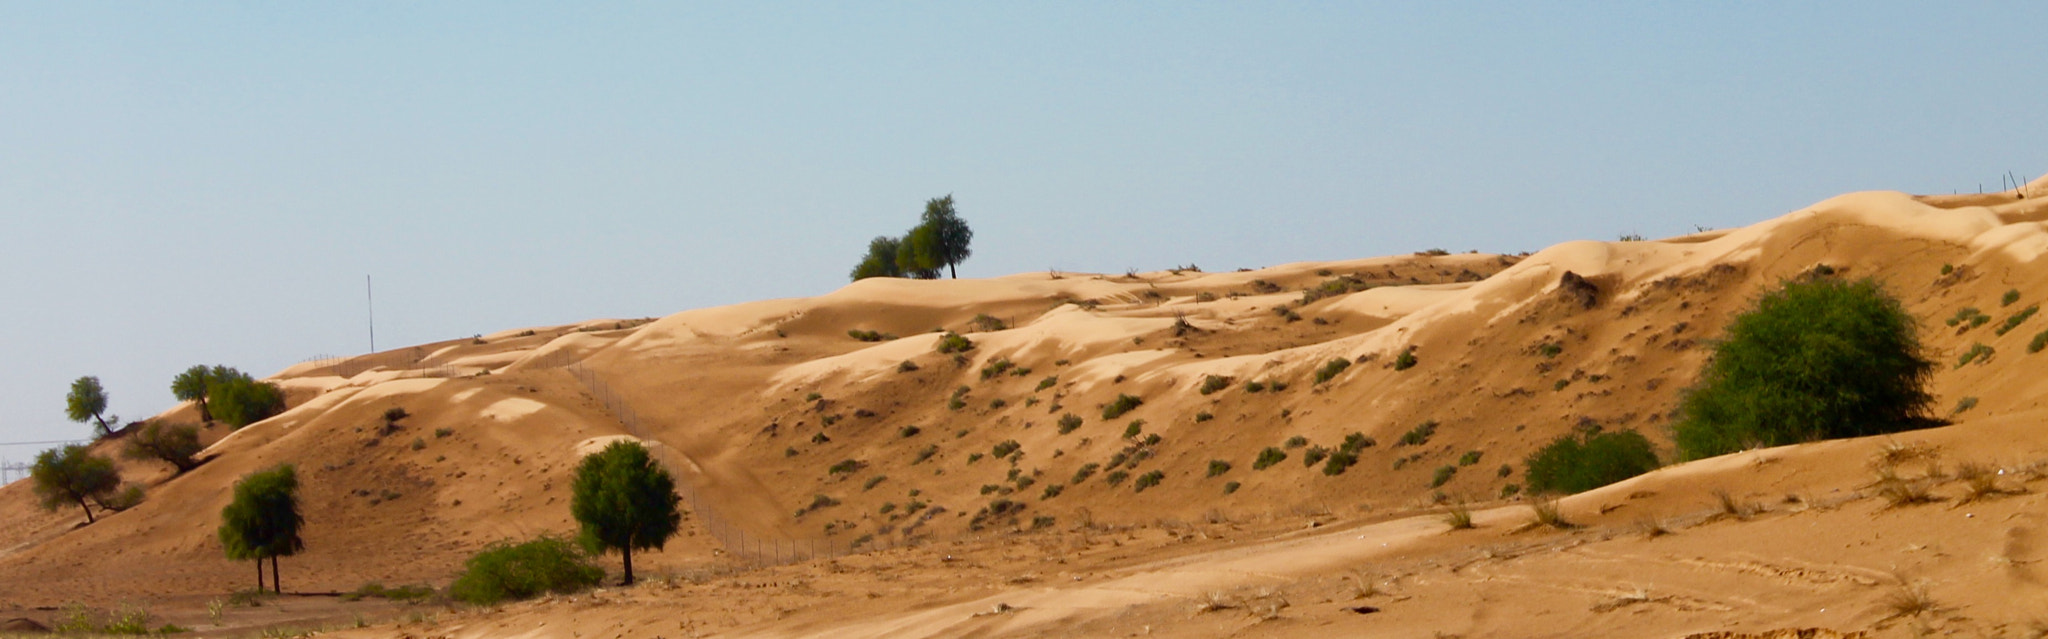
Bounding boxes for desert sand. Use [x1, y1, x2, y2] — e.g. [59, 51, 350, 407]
[4, 178, 2048, 638]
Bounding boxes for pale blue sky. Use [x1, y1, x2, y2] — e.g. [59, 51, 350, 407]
[2, 2, 2043, 454]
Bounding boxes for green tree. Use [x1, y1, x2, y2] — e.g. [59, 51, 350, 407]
[1674, 276, 1936, 460]
[171, 365, 216, 422]
[919, 195, 973, 279]
[849, 235, 905, 281]
[30, 444, 122, 523]
[894, 224, 943, 279]
[570, 441, 681, 586]
[65, 376, 114, 437]
[123, 421, 204, 473]
[218, 465, 304, 594]
[211, 373, 285, 430]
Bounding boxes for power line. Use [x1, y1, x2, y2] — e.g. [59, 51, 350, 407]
[0, 439, 88, 447]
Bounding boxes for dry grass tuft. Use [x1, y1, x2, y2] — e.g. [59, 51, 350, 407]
[1193, 591, 1239, 614]
[1530, 498, 1573, 529]
[1953, 461, 2022, 504]
[1443, 502, 1474, 531]
[1632, 516, 1671, 539]
[1874, 467, 1940, 508]
[1879, 578, 1938, 620]
[1710, 489, 1757, 520]
[1345, 571, 1383, 599]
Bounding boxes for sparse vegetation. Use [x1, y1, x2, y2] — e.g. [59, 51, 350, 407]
[1057, 413, 1083, 434]
[1996, 304, 2038, 335]
[1674, 276, 1935, 460]
[1199, 375, 1233, 395]
[2003, 288, 2023, 307]
[448, 536, 604, 605]
[1071, 463, 1101, 484]
[862, 475, 887, 491]
[1223, 481, 1241, 494]
[1122, 420, 1145, 440]
[1530, 498, 1571, 529]
[1443, 503, 1474, 530]
[1194, 411, 1213, 423]
[1536, 342, 1563, 358]
[1284, 435, 1309, 449]
[980, 358, 1015, 380]
[1207, 460, 1232, 478]
[1245, 380, 1266, 393]
[1253, 447, 1288, 470]
[1397, 421, 1438, 447]
[1457, 450, 1482, 466]
[828, 459, 864, 475]
[1103, 394, 1144, 420]
[1956, 342, 1994, 368]
[1302, 446, 1329, 467]
[1133, 470, 1164, 493]
[992, 440, 1022, 459]
[1312, 358, 1352, 385]
[1429, 465, 1456, 488]
[1523, 429, 1659, 495]
[1036, 376, 1058, 391]
[1104, 470, 1130, 486]
[935, 331, 975, 354]
[898, 425, 922, 438]
[123, 421, 203, 473]
[1393, 349, 1418, 371]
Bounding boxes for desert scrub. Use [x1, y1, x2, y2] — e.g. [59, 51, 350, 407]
[1312, 358, 1352, 384]
[1397, 420, 1438, 447]
[980, 358, 1015, 380]
[1036, 375, 1058, 391]
[899, 425, 922, 438]
[1321, 449, 1358, 476]
[1104, 470, 1131, 486]
[935, 331, 975, 354]
[863, 475, 887, 491]
[847, 329, 896, 342]
[1057, 413, 1083, 434]
[1536, 342, 1563, 358]
[1207, 460, 1232, 478]
[1070, 463, 1101, 484]
[1393, 348, 1418, 371]
[970, 314, 1008, 332]
[828, 459, 864, 475]
[1194, 411, 1213, 423]
[1244, 380, 1267, 393]
[992, 440, 1022, 459]
[1429, 465, 1457, 488]
[2004, 288, 2023, 307]
[1253, 447, 1287, 470]
[1996, 304, 2039, 336]
[912, 445, 937, 464]
[1302, 445, 1330, 467]
[1133, 470, 1165, 493]
[1102, 394, 1144, 420]
[1946, 306, 1991, 330]
[1458, 450, 1483, 466]
[1199, 374, 1233, 395]
[1956, 342, 1993, 368]
[1284, 435, 1309, 449]
[449, 536, 604, 605]
[896, 360, 919, 373]
[1122, 420, 1145, 439]
[1524, 429, 1659, 495]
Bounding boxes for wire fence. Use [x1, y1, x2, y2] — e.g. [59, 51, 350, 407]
[300, 349, 467, 380]
[555, 362, 917, 566]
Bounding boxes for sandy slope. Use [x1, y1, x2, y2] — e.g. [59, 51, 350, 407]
[5, 178, 2048, 637]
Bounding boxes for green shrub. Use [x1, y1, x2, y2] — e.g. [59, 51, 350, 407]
[2032, 329, 2048, 354]
[1253, 447, 1287, 470]
[1397, 421, 1438, 447]
[1524, 429, 1660, 495]
[1321, 450, 1357, 476]
[1071, 463, 1100, 484]
[1194, 411, 1213, 423]
[1301, 445, 1329, 467]
[1122, 420, 1145, 439]
[980, 358, 1014, 380]
[1457, 450, 1482, 466]
[862, 475, 887, 491]
[1997, 305, 2039, 336]
[970, 314, 1008, 332]
[1957, 343, 1994, 368]
[448, 536, 603, 605]
[1199, 375, 1233, 395]
[1057, 413, 1083, 434]
[1429, 465, 1457, 488]
[1036, 376, 1058, 391]
[1133, 470, 1164, 493]
[1206, 460, 1232, 478]
[992, 440, 1021, 459]
[912, 445, 937, 464]
[828, 459, 863, 475]
[847, 329, 896, 342]
[899, 425, 922, 438]
[1104, 470, 1130, 486]
[122, 421, 203, 473]
[1268, 380, 1289, 392]
[1103, 394, 1143, 420]
[1041, 483, 1065, 499]
[1245, 380, 1267, 393]
[1340, 432, 1375, 453]
[1393, 349, 1418, 371]
[1284, 435, 1309, 449]
[1673, 277, 1934, 460]
[1313, 358, 1352, 385]
[1537, 342, 1563, 358]
[935, 332, 975, 354]
[897, 360, 919, 373]
[212, 376, 286, 429]
[2004, 289, 2023, 307]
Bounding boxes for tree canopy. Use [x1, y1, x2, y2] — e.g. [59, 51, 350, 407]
[569, 440, 681, 586]
[219, 464, 304, 593]
[123, 421, 204, 473]
[849, 195, 972, 281]
[30, 444, 122, 523]
[1673, 275, 1936, 460]
[171, 365, 216, 422]
[65, 376, 113, 437]
[209, 368, 285, 430]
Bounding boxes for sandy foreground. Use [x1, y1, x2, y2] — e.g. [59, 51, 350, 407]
[6, 180, 2048, 638]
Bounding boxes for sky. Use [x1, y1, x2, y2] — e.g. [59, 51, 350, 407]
[2, 2, 2044, 460]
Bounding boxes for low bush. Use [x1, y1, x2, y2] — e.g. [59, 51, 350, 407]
[1393, 349, 1418, 371]
[1523, 429, 1660, 495]
[448, 536, 604, 605]
[1956, 342, 1994, 368]
[1206, 460, 1232, 478]
[1313, 358, 1352, 385]
[1996, 305, 2039, 336]
[862, 475, 887, 491]
[1244, 380, 1266, 393]
[1104, 470, 1130, 486]
[980, 358, 1014, 380]
[2004, 289, 2023, 307]
[1302, 446, 1329, 467]
[1036, 376, 1058, 391]
[1071, 463, 1100, 484]
[1340, 432, 1375, 453]
[1222, 481, 1241, 494]
[1458, 450, 1482, 466]
[1284, 435, 1309, 449]
[1133, 470, 1164, 493]
[1397, 421, 1438, 447]
[828, 459, 863, 475]
[970, 314, 1008, 332]
[1057, 413, 1083, 434]
[1199, 375, 1233, 395]
[1103, 394, 1144, 420]
[122, 421, 203, 473]
[992, 440, 1022, 459]
[1122, 420, 1145, 439]
[1194, 411, 1213, 423]
[1253, 447, 1287, 470]
[1429, 465, 1456, 488]
[898, 425, 922, 438]
[935, 332, 975, 354]
[1321, 450, 1358, 476]
[847, 329, 896, 342]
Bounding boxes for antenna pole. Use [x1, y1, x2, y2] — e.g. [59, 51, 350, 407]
[367, 275, 376, 353]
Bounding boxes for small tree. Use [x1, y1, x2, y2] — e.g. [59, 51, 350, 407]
[30, 444, 122, 523]
[850, 235, 905, 281]
[570, 441, 681, 586]
[894, 224, 943, 279]
[123, 421, 204, 473]
[919, 195, 974, 279]
[211, 374, 286, 430]
[1674, 276, 1936, 460]
[65, 376, 114, 437]
[218, 465, 304, 593]
[171, 365, 216, 422]
[1523, 429, 1660, 495]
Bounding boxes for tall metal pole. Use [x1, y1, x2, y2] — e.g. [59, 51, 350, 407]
[367, 275, 376, 353]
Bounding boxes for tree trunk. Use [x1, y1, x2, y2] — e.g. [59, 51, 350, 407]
[197, 399, 212, 423]
[271, 555, 282, 594]
[622, 546, 634, 586]
[256, 558, 265, 592]
[949, 263, 957, 279]
[93, 414, 109, 437]
[76, 496, 95, 523]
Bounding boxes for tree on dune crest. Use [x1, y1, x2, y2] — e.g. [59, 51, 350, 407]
[171, 365, 216, 422]
[848, 194, 973, 281]
[851, 235, 905, 281]
[65, 376, 114, 437]
[1673, 274, 1936, 460]
[918, 194, 973, 279]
